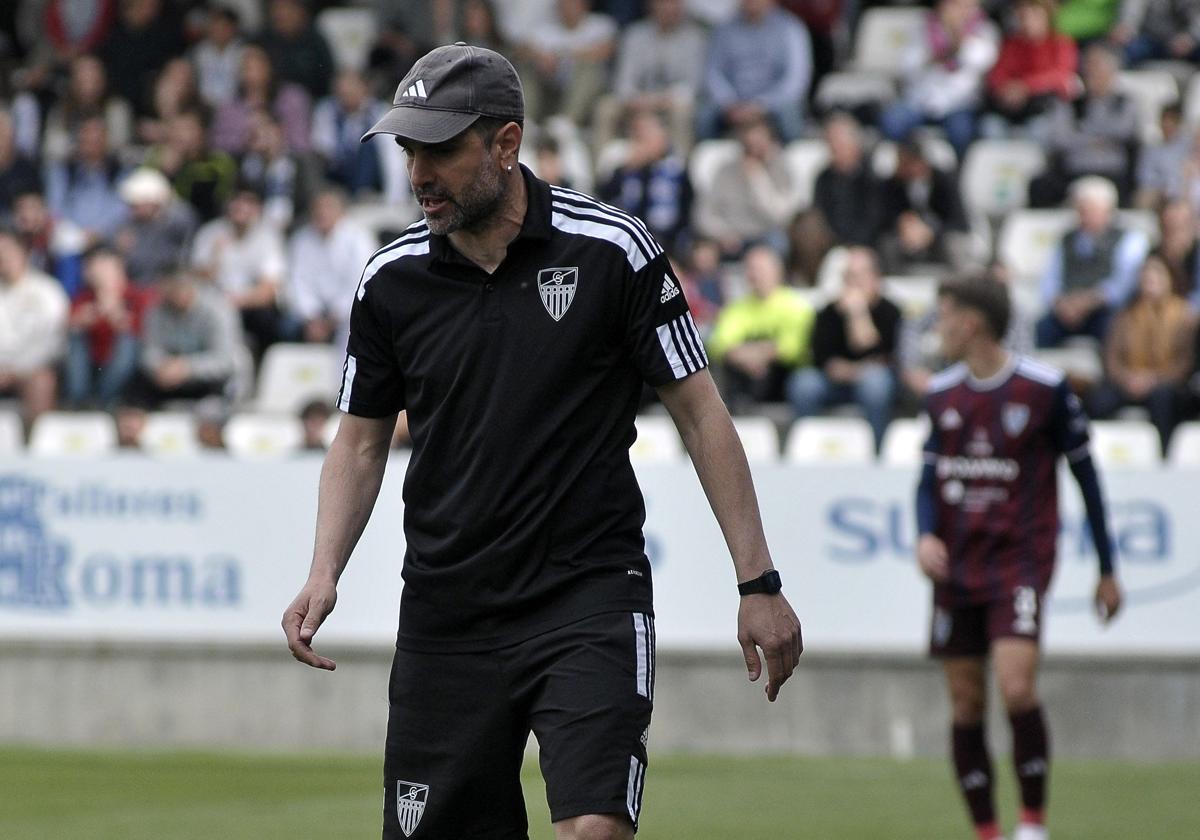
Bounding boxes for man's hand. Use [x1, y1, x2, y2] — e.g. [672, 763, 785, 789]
[737, 592, 803, 702]
[1094, 574, 1122, 624]
[282, 577, 339, 670]
[917, 534, 949, 582]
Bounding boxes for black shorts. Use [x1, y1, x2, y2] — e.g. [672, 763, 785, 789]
[929, 585, 1044, 658]
[382, 610, 656, 839]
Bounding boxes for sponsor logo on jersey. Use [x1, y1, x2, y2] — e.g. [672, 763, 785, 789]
[1003, 403, 1030, 437]
[396, 781, 429, 836]
[939, 408, 962, 430]
[537, 267, 578, 321]
[660, 274, 681, 304]
[936, 456, 1020, 482]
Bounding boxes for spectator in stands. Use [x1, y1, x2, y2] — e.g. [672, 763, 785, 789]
[100, 0, 185, 109]
[599, 109, 693, 254]
[684, 237, 726, 320]
[43, 114, 127, 247]
[12, 190, 84, 297]
[780, 0, 844, 88]
[981, 0, 1077, 141]
[697, 0, 812, 142]
[284, 188, 375, 345]
[878, 139, 975, 275]
[1056, 0, 1123, 42]
[114, 167, 198, 286]
[1030, 43, 1140, 208]
[787, 246, 901, 450]
[533, 135, 574, 190]
[1153, 199, 1200, 310]
[131, 270, 241, 407]
[259, 0, 335, 100]
[1088, 253, 1196, 453]
[312, 69, 391, 198]
[693, 113, 802, 260]
[136, 57, 203, 146]
[456, 0, 508, 52]
[239, 110, 307, 230]
[515, 0, 617, 126]
[594, 0, 708, 154]
[1135, 104, 1189, 210]
[191, 3, 245, 109]
[64, 246, 152, 408]
[41, 53, 133, 163]
[212, 44, 312, 155]
[789, 112, 882, 285]
[16, 0, 115, 95]
[879, 0, 998, 158]
[146, 109, 238, 222]
[1037, 176, 1150, 347]
[191, 184, 287, 358]
[669, 253, 719, 332]
[0, 111, 41, 220]
[707, 244, 815, 410]
[0, 228, 68, 425]
[300, 398, 332, 451]
[1112, 0, 1200, 65]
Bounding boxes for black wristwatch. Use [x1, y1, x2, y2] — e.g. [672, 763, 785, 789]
[738, 569, 782, 596]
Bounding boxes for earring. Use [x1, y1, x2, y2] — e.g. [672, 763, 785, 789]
[507, 165, 513, 171]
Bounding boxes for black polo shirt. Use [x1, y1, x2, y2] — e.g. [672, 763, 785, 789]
[337, 166, 707, 652]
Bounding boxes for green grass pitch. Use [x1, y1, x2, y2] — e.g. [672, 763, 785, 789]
[1, 748, 1196, 839]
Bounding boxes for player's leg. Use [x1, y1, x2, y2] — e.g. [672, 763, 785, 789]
[993, 601, 1050, 840]
[520, 612, 653, 839]
[932, 601, 1000, 840]
[381, 646, 530, 839]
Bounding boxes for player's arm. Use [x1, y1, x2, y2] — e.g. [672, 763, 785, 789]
[915, 404, 949, 582]
[656, 371, 803, 702]
[1052, 382, 1122, 623]
[283, 412, 396, 670]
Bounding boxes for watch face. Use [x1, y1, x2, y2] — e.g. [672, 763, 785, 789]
[763, 570, 782, 593]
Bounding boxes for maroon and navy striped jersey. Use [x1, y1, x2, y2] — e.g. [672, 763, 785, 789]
[921, 355, 1092, 605]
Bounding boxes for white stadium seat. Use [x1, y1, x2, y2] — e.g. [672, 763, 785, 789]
[0, 409, 22, 454]
[346, 200, 422, 244]
[871, 137, 957, 178]
[139, 412, 199, 457]
[1168, 422, 1200, 467]
[733, 417, 780, 462]
[255, 343, 342, 414]
[884, 276, 939, 320]
[998, 210, 1159, 285]
[961, 139, 1047, 218]
[782, 139, 830, 207]
[881, 416, 931, 467]
[1032, 342, 1103, 384]
[784, 417, 875, 465]
[28, 412, 117, 456]
[631, 415, 685, 463]
[223, 413, 305, 459]
[1116, 70, 1179, 143]
[1089, 420, 1161, 468]
[852, 7, 927, 74]
[815, 71, 897, 113]
[315, 8, 375, 71]
[594, 139, 631, 183]
[687, 139, 740, 198]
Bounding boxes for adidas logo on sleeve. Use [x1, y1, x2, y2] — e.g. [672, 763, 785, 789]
[660, 275, 681, 304]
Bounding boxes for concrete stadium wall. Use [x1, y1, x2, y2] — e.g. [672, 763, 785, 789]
[2, 641, 1197, 761]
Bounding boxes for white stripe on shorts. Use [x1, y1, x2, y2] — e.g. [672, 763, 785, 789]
[626, 755, 646, 825]
[633, 613, 650, 698]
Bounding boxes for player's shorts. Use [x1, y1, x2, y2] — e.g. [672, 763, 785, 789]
[929, 585, 1044, 658]
[382, 610, 655, 839]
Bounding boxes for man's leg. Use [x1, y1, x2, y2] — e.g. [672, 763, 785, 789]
[945, 657, 1002, 840]
[554, 814, 634, 840]
[994, 637, 1050, 840]
[785, 367, 832, 418]
[1034, 311, 1069, 349]
[854, 363, 897, 452]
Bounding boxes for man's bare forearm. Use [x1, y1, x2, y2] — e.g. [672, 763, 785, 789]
[661, 376, 774, 583]
[308, 422, 392, 585]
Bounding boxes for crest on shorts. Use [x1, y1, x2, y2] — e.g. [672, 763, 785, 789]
[538, 266, 578, 321]
[1002, 403, 1030, 437]
[396, 780, 429, 837]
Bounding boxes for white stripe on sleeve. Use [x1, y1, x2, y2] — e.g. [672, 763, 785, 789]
[656, 324, 688, 379]
[337, 354, 357, 411]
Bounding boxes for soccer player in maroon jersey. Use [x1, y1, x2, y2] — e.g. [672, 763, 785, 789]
[916, 276, 1123, 840]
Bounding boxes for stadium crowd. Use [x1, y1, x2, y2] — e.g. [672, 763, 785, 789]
[3, 0, 1200, 456]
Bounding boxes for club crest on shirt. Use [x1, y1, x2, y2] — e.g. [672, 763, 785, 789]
[939, 407, 963, 430]
[1003, 403, 1030, 437]
[396, 780, 429, 837]
[537, 266, 578, 321]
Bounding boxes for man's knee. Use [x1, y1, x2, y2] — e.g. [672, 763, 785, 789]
[558, 813, 635, 840]
[998, 671, 1038, 713]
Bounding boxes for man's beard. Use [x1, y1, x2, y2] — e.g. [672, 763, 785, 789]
[416, 158, 508, 236]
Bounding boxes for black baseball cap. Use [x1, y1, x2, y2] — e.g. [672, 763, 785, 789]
[361, 42, 524, 145]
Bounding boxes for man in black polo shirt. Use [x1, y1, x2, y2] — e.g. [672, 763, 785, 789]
[282, 43, 803, 840]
